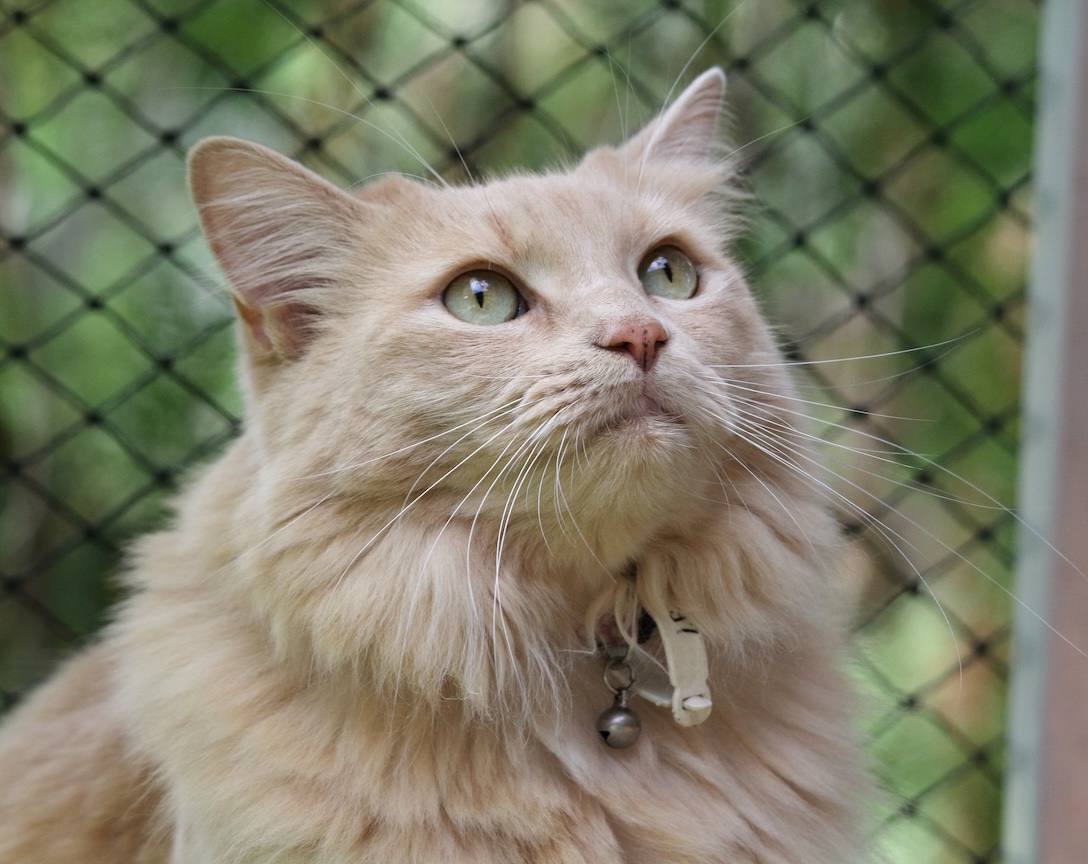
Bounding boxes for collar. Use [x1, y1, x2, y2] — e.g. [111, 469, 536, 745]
[598, 599, 712, 728]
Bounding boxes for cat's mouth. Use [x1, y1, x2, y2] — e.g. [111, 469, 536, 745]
[602, 393, 677, 431]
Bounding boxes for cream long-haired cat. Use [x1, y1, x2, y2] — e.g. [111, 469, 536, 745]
[0, 69, 871, 863]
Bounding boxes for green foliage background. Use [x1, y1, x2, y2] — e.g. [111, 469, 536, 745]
[0, 0, 1036, 861]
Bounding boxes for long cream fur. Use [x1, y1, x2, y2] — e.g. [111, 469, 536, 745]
[0, 69, 872, 863]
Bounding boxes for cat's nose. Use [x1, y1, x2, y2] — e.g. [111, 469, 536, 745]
[599, 319, 669, 372]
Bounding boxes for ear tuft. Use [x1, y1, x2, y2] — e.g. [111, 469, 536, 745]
[619, 68, 727, 166]
[188, 137, 363, 361]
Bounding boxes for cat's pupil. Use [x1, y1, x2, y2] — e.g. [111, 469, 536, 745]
[471, 278, 487, 307]
[651, 257, 673, 282]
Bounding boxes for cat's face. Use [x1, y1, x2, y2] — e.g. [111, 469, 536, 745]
[190, 70, 797, 567]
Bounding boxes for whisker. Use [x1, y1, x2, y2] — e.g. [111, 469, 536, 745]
[713, 375, 932, 425]
[718, 380, 1019, 515]
[353, 405, 559, 703]
[699, 400, 964, 665]
[694, 405, 822, 560]
[642, 11, 739, 169]
[461, 373, 552, 381]
[327, 407, 532, 594]
[289, 399, 523, 482]
[714, 396, 1088, 661]
[255, 3, 450, 187]
[552, 436, 603, 566]
[723, 116, 814, 164]
[400, 401, 528, 508]
[706, 336, 966, 371]
[422, 92, 476, 185]
[197, 492, 336, 583]
[496, 431, 554, 575]
[723, 391, 1006, 510]
[183, 86, 446, 187]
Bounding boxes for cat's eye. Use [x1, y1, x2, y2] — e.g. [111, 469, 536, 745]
[442, 271, 526, 325]
[638, 246, 698, 300]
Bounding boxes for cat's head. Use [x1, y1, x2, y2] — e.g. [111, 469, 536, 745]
[188, 69, 808, 577]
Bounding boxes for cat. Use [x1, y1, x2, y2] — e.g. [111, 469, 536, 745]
[0, 68, 872, 863]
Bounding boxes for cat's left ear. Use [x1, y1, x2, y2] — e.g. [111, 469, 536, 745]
[188, 137, 365, 362]
[618, 67, 727, 166]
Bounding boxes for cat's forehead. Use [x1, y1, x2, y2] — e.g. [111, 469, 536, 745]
[397, 160, 719, 277]
[465, 173, 643, 263]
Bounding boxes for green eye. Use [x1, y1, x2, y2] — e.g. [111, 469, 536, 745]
[442, 271, 525, 324]
[638, 246, 697, 299]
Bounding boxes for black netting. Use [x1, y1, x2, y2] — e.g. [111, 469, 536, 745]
[0, 0, 1037, 860]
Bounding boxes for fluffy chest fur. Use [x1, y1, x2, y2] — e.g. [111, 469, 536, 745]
[115, 466, 864, 863]
[0, 69, 872, 864]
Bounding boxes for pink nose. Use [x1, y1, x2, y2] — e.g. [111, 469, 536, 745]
[599, 319, 669, 372]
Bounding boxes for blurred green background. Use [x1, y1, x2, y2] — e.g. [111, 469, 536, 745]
[0, 0, 1035, 860]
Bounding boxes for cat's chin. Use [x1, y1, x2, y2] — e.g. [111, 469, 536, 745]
[597, 393, 674, 432]
[588, 402, 699, 497]
[592, 394, 692, 457]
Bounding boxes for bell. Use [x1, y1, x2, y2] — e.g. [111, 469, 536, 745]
[596, 691, 641, 748]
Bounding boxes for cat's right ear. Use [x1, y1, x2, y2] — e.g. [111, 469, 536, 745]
[188, 137, 363, 361]
[617, 67, 727, 167]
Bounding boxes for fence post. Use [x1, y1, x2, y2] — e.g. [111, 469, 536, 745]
[1005, 0, 1088, 860]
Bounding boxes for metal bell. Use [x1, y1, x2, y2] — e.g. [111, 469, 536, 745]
[596, 690, 641, 748]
